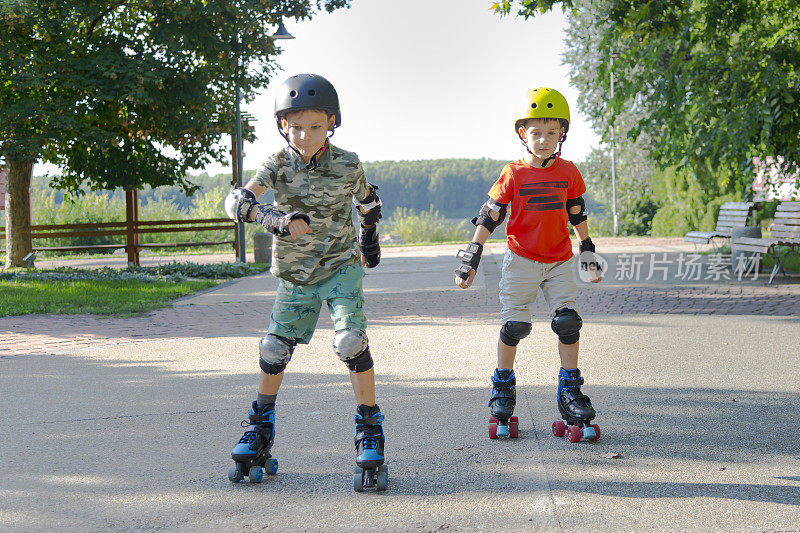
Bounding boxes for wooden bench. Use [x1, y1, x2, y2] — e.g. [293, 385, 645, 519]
[732, 201, 800, 283]
[684, 201, 756, 252]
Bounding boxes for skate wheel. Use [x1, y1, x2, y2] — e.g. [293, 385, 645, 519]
[353, 466, 365, 492]
[267, 457, 279, 475]
[508, 417, 519, 439]
[590, 424, 600, 441]
[376, 464, 388, 491]
[489, 421, 499, 439]
[496, 423, 510, 438]
[567, 425, 582, 443]
[248, 465, 264, 483]
[552, 420, 566, 438]
[228, 465, 242, 483]
[582, 426, 597, 441]
[489, 416, 498, 423]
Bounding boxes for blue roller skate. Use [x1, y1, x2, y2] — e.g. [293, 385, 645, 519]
[552, 368, 600, 443]
[353, 404, 387, 492]
[228, 401, 278, 483]
[489, 368, 518, 439]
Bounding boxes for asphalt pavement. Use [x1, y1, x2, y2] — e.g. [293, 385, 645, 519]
[1, 240, 799, 532]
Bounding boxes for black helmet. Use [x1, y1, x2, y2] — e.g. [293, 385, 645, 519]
[274, 73, 341, 132]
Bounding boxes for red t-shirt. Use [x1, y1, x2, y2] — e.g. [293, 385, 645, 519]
[488, 157, 586, 263]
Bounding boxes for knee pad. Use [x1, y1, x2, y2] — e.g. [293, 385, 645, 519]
[344, 346, 374, 373]
[333, 329, 373, 372]
[259, 334, 296, 375]
[499, 321, 532, 347]
[551, 308, 582, 345]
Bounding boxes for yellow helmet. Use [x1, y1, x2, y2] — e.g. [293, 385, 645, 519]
[514, 87, 570, 134]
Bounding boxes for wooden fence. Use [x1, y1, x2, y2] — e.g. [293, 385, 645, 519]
[0, 190, 237, 266]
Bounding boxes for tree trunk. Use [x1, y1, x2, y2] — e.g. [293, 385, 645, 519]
[4, 159, 34, 269]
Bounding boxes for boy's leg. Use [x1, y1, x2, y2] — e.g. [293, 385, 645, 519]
[491, 250, 540, 431]
[323, 261, 385, 469]
[229, 280, 321, 482]
[541, 258, 596, 427]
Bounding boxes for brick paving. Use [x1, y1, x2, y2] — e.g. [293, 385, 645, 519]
[3, 239, 799, 357]
[2, 282, 799, 358]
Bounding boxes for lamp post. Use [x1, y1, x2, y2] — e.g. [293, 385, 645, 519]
[234, 19, 294, 263]
[610, 52, 619, 236]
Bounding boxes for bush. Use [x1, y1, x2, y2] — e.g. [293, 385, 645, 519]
[383, 206, 470, 243]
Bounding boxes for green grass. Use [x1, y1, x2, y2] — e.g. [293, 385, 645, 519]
[0, 278, 218, 317]
[0, 262, 270, 317]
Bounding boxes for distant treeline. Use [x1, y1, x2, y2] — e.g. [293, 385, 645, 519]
[31, 157, 605, 221]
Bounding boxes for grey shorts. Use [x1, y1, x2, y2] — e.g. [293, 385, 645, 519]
[499, 248, 579, 324]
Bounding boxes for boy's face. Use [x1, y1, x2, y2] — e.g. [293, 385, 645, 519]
[280, 109, 335, 161]
[519, 119, 564, 161]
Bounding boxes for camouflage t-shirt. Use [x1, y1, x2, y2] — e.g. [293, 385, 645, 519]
[248, 144, 370, 285]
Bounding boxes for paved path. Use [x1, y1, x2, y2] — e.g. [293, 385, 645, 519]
[2, 240, 799, 531]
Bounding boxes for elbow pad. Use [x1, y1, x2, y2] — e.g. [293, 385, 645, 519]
[224, 188, 258, 223]
[566, 196, 587, 226]
[355, 183, 382, 226]
[471, 198, 507, 233]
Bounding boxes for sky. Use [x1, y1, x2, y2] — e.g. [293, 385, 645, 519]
[35, 0, 601, 178]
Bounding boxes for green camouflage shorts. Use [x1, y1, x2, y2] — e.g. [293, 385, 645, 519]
[267, 260, 366, 344]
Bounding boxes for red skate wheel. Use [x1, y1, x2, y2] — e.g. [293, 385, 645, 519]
[489, 422, 498, 439]
[567, 425, 582, 443]
[552, 420, 566, 437]
[509, 418, 519, 439]
[489, 416, 498, 424]
[590, 424, 600, 441]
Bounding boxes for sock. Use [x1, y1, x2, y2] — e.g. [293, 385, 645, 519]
[257, 393, 277, 412]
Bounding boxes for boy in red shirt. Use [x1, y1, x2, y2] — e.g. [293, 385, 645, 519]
[454, 88, 602, 443]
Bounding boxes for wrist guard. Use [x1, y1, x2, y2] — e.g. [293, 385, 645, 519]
[579, 237, 595, 254]
[455, 241, 483, 281]
[566, 196, 588, 226]
[224, 188, 258, 223]
[252, 204, 311, 237]
[359, 224, 381, 268]
[472, 198, 507, 234]
[355, 184, 382, 226]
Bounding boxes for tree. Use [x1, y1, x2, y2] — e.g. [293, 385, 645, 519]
[492, 0, 800, 199]
[1, 0, 347, 267]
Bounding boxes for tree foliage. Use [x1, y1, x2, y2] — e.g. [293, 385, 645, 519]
[494, 0, 800, 193]
[0, 0, 348, 192]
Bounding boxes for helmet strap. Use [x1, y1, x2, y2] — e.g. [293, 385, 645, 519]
[540, 133, 567, 168]
[303, 139, 330, 171]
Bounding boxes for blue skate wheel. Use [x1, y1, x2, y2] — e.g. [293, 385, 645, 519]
[228, 465, 241, 483]
[248, 465, 264, 483]
[267, 457, 278, 475]
[582, 426, 597, 441]
[353, 466, 365, 492]
[376, 464, 388, 491]
[496, 423, 510, 438]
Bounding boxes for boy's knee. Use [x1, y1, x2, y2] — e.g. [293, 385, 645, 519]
[259, 334, 296, 375]
[551, 307, 582, 344]
[499, 321, 532, 346]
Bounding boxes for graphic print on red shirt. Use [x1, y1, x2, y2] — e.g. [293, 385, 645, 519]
[488, 158, 586, 263]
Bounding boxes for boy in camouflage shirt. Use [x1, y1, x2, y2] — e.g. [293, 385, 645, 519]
[224, 74, 387, 490]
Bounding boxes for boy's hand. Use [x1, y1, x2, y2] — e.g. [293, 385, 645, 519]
[455, 269, 477, 289]
[579, 237, 603, 283]
[287, 217, 312, 240]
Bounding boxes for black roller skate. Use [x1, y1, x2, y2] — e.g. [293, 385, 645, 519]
[489, 368, 518, 439]
[353, 404, 387, 492]
[228, 401, 278, 483]
[552, 368, 600, 443]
